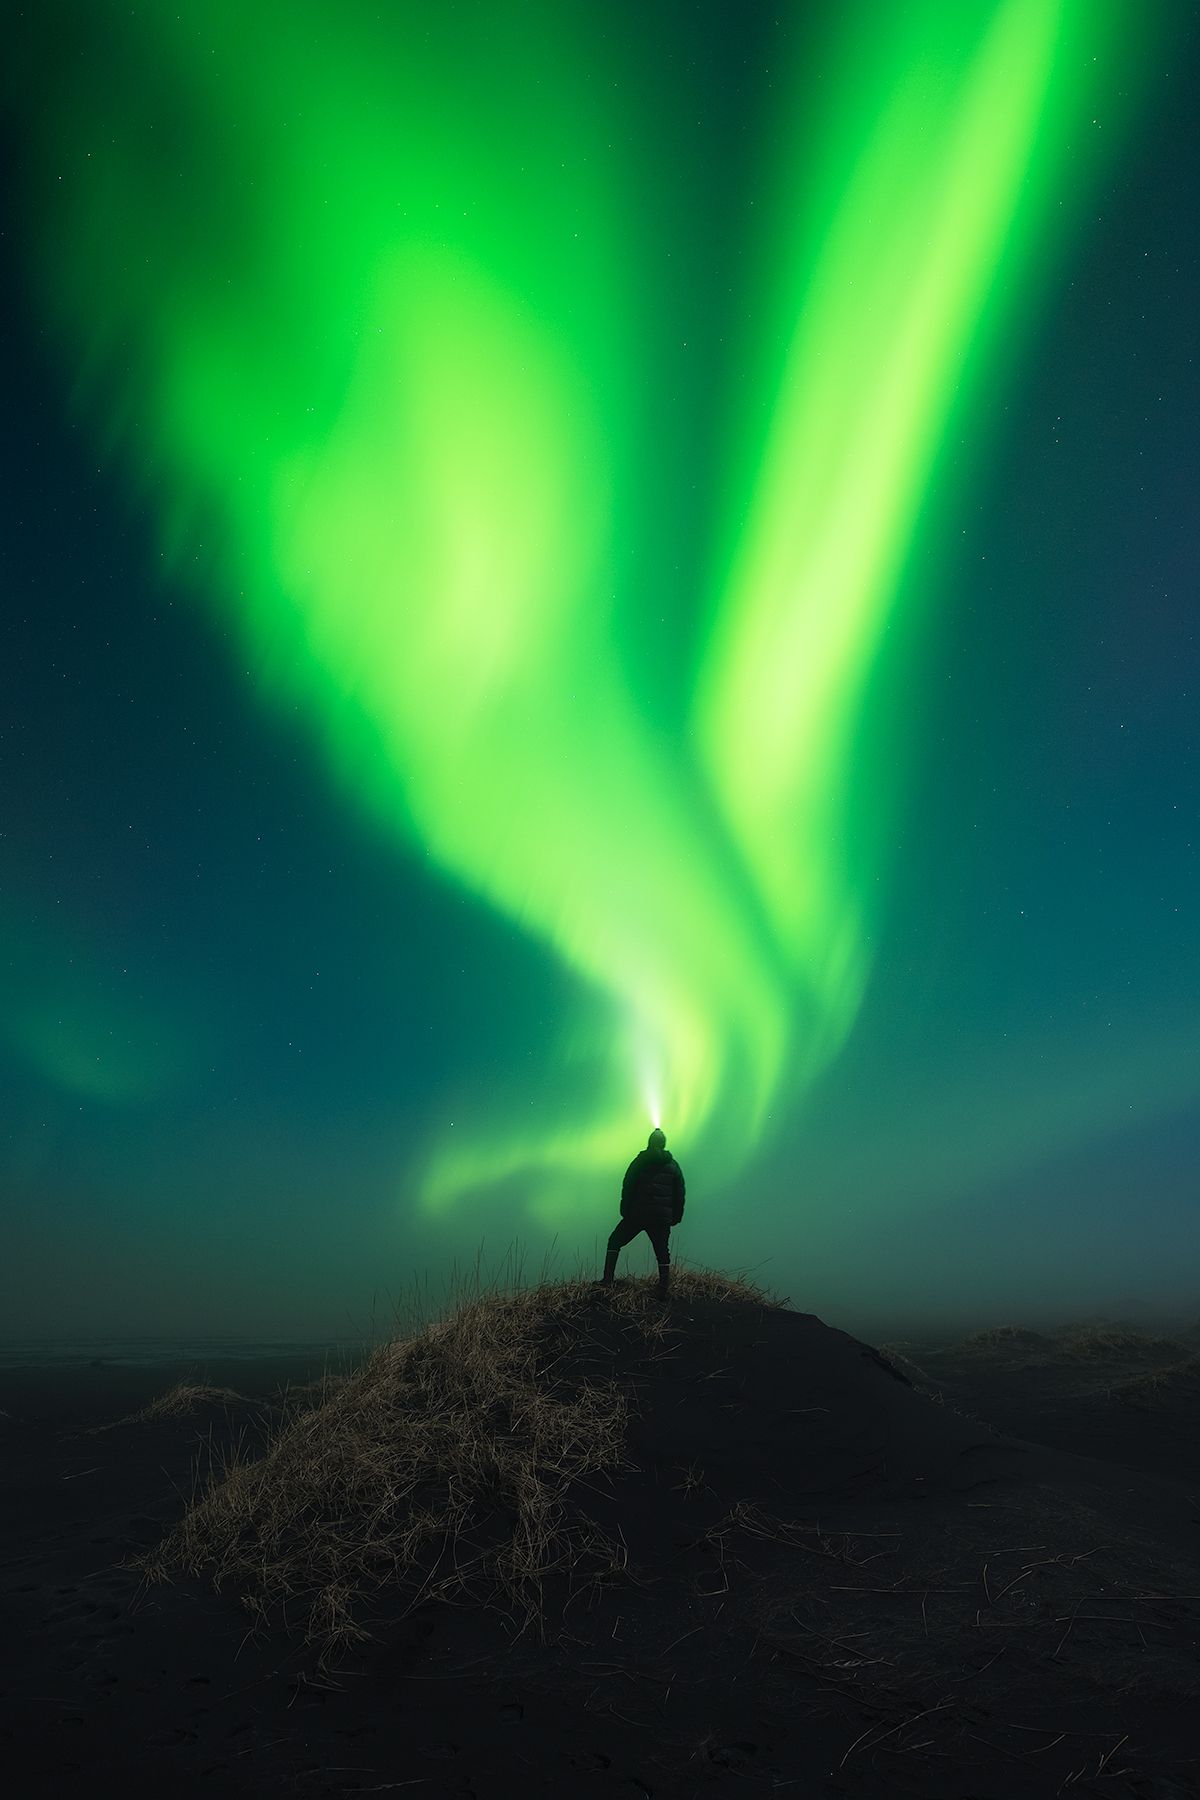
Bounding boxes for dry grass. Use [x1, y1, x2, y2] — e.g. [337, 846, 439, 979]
[876, 1343, 933, 1384]
[84, 1382, 250, 1435]
[1056, 1326, 1185, 1361]
[126, 1242, 781, 1669]
[732, 1491, 1200, 1778]
[873, 1344, 986, 1419]
[1103, 1355, 1200, 1410]
[957, 1326, 1052, 1354]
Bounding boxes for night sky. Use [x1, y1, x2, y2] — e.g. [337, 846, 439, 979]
[2, 0, 1198, 1345]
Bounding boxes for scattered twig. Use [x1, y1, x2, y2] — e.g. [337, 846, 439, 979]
[838, 1696, 955, 1768]
[990, 1556, 1066, 1601]
[1095, 1735, 1129, 1776]
[357, 1783, 432, 1792]
[1025, 1732, 1067, 1757]
[1053, 1601, 1083, 1658]
[829, 1585, 970, 1595]
[1051, 1612, 1172, 1630]
[946, 1646, 1005, 1684]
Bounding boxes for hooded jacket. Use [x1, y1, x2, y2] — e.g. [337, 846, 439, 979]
[620, 1146, 685, 1226]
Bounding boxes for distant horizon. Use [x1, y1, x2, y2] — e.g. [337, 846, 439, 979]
[5, 1284, 1198, 1370]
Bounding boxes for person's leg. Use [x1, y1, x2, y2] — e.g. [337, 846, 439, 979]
[598, 1218, 637, 1285]
[648, 1223, 671, 1300]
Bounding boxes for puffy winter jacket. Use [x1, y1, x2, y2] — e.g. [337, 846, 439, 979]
[620, 1148, 685, 1225]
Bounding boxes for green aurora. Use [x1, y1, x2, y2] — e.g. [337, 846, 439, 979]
[2, 1, 1168, 1244]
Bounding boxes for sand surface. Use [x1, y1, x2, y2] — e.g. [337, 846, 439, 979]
[3, 1297, 1199, 1798]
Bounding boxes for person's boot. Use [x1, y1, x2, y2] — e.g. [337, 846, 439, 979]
[656, 1260, 670, 1302]
[595, 1249, 619, 1288]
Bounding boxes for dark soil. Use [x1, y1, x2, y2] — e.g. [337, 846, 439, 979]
[3, 1300, 1199, 1799]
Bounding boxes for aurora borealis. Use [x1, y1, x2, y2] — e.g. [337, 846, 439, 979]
[2, 2, 1197, 1341]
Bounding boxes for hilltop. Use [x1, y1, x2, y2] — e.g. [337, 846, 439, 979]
[3, 1261, 1199, 1798]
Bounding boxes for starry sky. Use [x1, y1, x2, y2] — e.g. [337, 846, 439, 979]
[2, 0, 1198, 1344]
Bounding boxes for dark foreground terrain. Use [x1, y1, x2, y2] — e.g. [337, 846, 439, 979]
[2, 1277, 1199, 1799]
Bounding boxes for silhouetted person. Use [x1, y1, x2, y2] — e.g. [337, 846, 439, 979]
[597, 1127, 685, 1301]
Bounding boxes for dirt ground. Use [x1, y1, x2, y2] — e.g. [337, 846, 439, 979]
[2, 1289, 1198, 1799]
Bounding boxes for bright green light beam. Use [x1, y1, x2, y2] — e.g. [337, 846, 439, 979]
[10, 1, 791, 1217]
[3, 0, 1150, 1221]
[695, 0, 1143, 1085]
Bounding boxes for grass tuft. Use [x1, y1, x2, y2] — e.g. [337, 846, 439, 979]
[957, 1325, 1052, 1353]
[1103, 1355, 1200, 1410]
[84, 1382, 250, 1434]
[1057, 1326, 1185, 1361]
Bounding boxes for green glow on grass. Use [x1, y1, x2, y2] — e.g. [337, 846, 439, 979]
[5, 0, 1149, 1218]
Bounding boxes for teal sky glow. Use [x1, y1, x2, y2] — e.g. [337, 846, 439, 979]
[1, 1, 1196, 1340]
